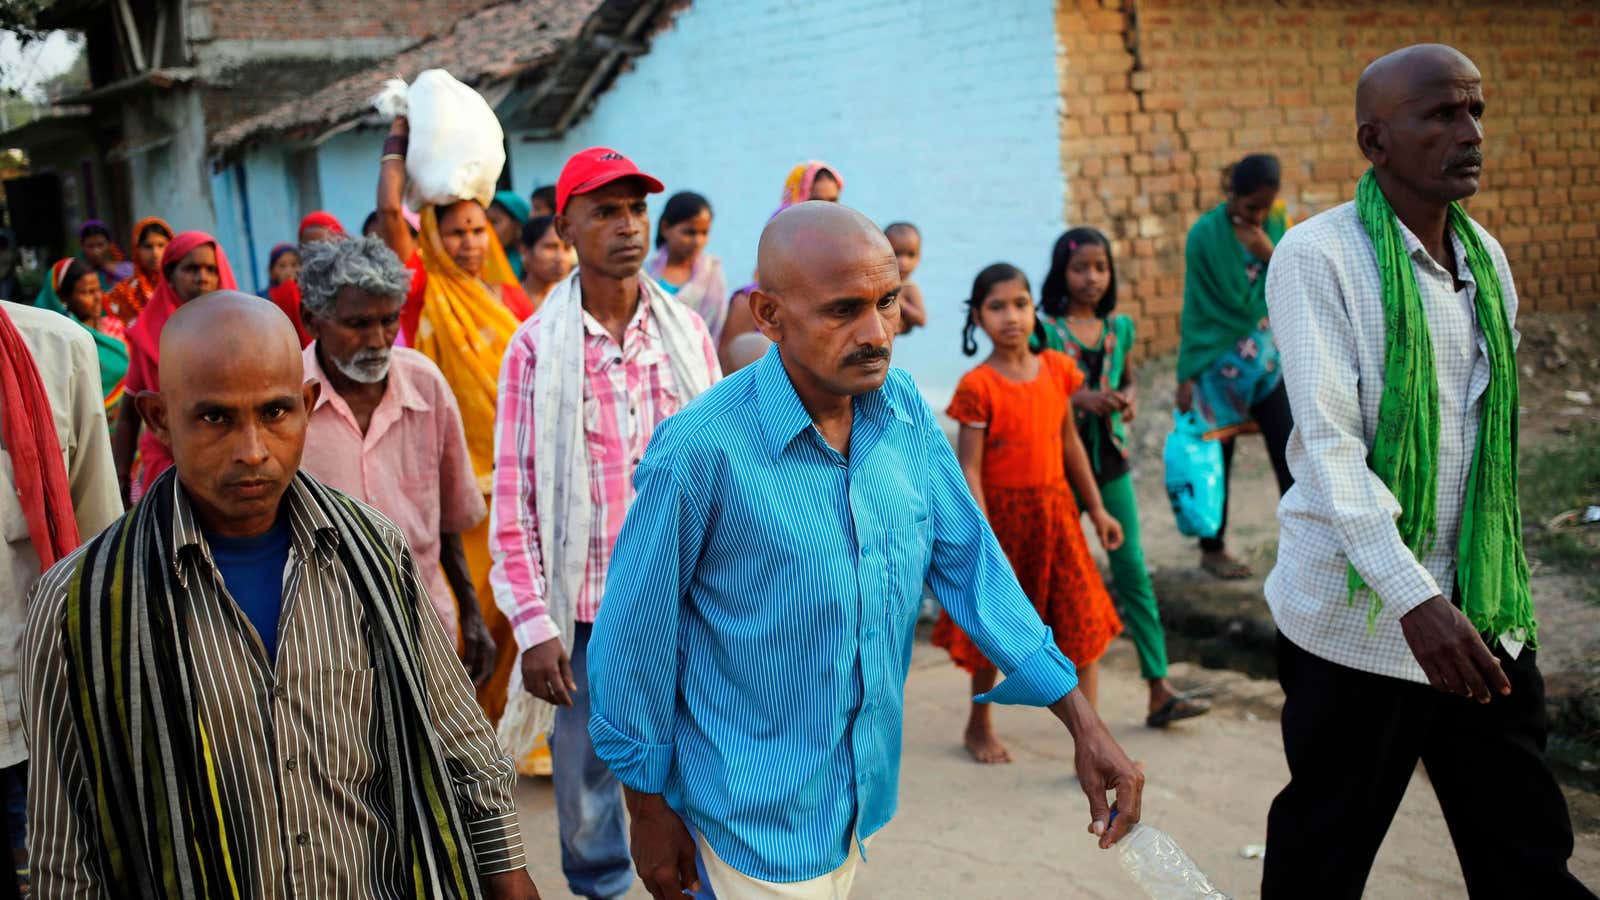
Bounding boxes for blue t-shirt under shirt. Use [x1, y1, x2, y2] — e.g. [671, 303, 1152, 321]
[205, 514, 292, 665]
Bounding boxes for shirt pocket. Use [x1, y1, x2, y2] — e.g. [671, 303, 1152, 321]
[318, 666, 378, 784]
[0, 449, 30, 545]
[882, 517, 931, 623]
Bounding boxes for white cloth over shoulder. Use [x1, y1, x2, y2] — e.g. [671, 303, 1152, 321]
[496, 270, 716, 750]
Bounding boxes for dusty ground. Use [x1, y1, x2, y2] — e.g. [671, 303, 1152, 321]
[512, 641, 1600, 898]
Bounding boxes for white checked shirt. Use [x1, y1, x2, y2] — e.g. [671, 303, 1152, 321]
[1264, 200, 1519, 684]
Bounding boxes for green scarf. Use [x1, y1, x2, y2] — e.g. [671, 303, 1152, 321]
[1176, 201, 1289, 382]
[1351, 169, 1534, 642]
[33, 265, 129, 409]
[62, 470, 486, 899]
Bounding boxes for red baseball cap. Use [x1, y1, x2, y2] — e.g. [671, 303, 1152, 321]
[556, 147, 664, 214]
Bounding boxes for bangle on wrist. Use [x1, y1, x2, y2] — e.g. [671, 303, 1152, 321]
[381, 135, 408, 157]
[380, 153, 405, 164]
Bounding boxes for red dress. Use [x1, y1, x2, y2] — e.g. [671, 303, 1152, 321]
[932, 350, 1123, 671]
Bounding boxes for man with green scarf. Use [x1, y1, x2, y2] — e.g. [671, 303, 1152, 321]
[21, 293, 543, 899]
[1260, 44, 1592, 898]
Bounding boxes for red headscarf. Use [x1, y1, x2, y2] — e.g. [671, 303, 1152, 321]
[298, 211, 346, 242]
[0, 302, 80, 568]
[123, 232, 238, 494]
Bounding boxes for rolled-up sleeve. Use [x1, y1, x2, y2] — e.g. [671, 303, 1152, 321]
[587, 460, 705, 794]
[920, 405, 1078, 707]
[1267, 237, 1440, 615]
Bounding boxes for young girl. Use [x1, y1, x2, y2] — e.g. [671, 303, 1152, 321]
[646, 191, 727, 339]
[262, 243, 300, 299]
[518, 214, 573, 309]
[1041, 228, 1211, 729]
[933, 263, 1126, 764]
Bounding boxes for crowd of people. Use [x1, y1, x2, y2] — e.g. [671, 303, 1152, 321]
[0, 41, 1593, 900]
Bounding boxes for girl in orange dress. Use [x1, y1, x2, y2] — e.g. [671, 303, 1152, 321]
[933, 263, 1126, 764]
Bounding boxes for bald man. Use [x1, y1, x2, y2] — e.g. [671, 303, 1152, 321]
[1262, 45, 1592, 897]
[21, 293, 541, 899]
[587, 201, 1143, 899]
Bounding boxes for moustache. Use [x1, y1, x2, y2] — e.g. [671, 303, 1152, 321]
[843, 346, 891, 366]
[1445, 149, 1484, 171]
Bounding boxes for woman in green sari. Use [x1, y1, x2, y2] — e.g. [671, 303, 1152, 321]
[1176, 153, 1296, 579]
[33, 257, 130, 420]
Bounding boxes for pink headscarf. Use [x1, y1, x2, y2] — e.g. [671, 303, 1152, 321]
[774, 161, 845, 217]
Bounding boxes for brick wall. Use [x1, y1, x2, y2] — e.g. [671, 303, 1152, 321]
[199, 0, 502, 42]
[1056, 0, 1600, 356]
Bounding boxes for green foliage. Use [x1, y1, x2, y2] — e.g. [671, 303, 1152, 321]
[1520, 423, 1600, 580]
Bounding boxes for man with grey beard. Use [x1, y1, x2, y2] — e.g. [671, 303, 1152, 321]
[298, 235, 500, 683]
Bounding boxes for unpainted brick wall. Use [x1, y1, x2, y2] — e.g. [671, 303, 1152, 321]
[199, 0, 503, 42]
[1056, 0, 1600, 356]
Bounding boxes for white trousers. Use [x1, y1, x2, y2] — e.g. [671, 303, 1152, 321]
[696, 834, 868, 900]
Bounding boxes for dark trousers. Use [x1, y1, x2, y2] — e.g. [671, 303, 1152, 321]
[1200, 380, 1295, 553]
[1263, 632, 1595, 899]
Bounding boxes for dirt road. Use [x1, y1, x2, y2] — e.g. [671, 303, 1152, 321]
[512, 640, 1600, 898]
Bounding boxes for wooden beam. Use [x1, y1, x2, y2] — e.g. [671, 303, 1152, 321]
[589, 33, 646, 55]
[115, 0, 147, 72]
[507, 13, 608, 120]
[548, 0, 661, 136]
[149, 3, 168, 70]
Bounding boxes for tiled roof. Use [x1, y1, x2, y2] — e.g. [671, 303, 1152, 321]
[210, 0, 604, 154]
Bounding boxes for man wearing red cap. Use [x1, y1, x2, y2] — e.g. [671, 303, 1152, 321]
[490, 147, 720, 900]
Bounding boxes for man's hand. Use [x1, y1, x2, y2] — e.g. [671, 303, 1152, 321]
[1175, 379, 1195, 414]
[520, 637, 575, 707]
[458, 609, 499, 689]
[1089, 508, 1125, 552]
[1052, 689, 1144, 849]
[481, 869, 541, 899]
[1400, 595, 1511, 703]
[624, 789, 700, 899]
[1073, 389, 1126, 417]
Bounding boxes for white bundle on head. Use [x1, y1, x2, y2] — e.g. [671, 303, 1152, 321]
[370, 69, 505, 211]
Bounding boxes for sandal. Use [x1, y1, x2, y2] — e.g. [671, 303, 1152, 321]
[1201, 552, 1253, 580]
[1146, 696, 1212, 728]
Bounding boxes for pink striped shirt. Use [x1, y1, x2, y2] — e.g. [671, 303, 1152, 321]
[489, 291, 719, 652]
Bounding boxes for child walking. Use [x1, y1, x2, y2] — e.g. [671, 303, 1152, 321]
[1040, 228, 1210, 729]
[933, 262, 1126, 764]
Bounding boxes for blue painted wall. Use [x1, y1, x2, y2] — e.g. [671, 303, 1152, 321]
[507, 0, 1064, 402]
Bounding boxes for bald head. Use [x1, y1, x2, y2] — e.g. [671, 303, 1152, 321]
[749, 201, 901, 401]
[159, 291, 303, 393]
[1357, 44, 1480, 126]
[757, 201, 897, 298]
[142, 291, 317, 537]
[1354, 43, 1486, 207]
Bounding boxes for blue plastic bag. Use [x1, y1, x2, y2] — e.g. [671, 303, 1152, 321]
[1163, 410, 1225, 538]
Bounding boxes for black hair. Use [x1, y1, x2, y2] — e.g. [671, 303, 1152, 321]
[520, 214, 557, 249]
[137, 221, 173, 246]
[884, 221, 919, 239]
[530, 185, 558, 212]
[1041, 226, 1117, 319]
[361, 210, 380, 235]
[60, 258, 98, 300]
[962, 262, 1046, 357]
[1227, 153, 1281, 197]
[654, 191, 712, 249]
[79, 222, 112, 242]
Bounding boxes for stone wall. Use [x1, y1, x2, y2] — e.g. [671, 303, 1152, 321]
[1056, 0, 1600, 355]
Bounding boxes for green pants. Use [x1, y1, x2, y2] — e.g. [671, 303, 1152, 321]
[1082, 472, 1168, 679]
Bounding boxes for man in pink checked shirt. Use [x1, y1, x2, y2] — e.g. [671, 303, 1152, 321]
[489, 147, 720, 900]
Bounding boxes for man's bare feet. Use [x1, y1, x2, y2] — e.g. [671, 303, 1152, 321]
[964, 724, 1013, 764]
[1200, 549, 1253, 579]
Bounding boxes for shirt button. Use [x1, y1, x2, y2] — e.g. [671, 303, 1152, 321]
[285, 756, 298, 771]
[272, 684, 287, 700]
[865, 628, 877, 640]
[295, 832, 310, 846]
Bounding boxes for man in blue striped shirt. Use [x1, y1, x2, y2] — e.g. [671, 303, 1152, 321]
[588, 202, 1144, 898]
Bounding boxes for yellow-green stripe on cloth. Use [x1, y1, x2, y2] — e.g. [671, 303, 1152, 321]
[1350, 169, 1534, 643]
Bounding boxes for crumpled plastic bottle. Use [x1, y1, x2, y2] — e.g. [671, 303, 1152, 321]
[1117, 823, 1231, 899]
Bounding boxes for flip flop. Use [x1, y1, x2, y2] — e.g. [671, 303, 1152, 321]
[1146, 696, 1212, 728]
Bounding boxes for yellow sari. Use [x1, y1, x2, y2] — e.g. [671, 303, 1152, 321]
[412, 204, 523, 720]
